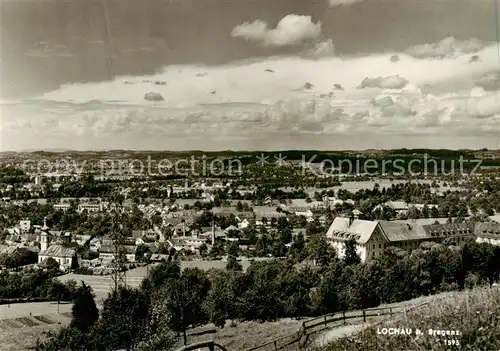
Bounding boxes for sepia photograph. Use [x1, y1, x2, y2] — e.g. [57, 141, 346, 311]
[1, 0, 500, 350]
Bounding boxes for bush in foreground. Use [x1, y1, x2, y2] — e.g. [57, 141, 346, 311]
[317, 286, 500, 351]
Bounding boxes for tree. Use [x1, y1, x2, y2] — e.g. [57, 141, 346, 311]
[199, 243, 208, 258]
[160, 269, 210, 345]
[209, 241, 225, 259]
[227, 241, 239, 257]
[203, 270, 240, 328]
[70, 254, 80, 272]
[226, 256, 243, 272]
[91, 286, 150, 350]
[70, 282, 98, 333]
[134, 300, 176, 351]
[141, 261, 181, 293]
[135, 244, 151, 262]
[307, 234, 335, 267]
[290, 232, 306, 261]
[236, 201, 243, 211]
[237, 260, 286, 322]
[35, 326, 89, 351]
[430, 206, 439, 218]
[311, 266, 340, 314]
[344, 239, 361, 266]
[45, 257, 60, 274]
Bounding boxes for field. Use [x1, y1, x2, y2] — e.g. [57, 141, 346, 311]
[0, 258, 269, 350]
[57, 258, 270, 303]
[0, 289, 449, 351]
[316, 286, 500, 351]
[300, 179, 464, 197]
[0, 307, 72, 351]
[0, 260, 478, 351]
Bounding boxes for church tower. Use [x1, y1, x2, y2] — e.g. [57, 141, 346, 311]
[40, 217, 50, 251]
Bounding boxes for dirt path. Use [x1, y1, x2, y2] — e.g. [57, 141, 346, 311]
[313, 322, 373, 347]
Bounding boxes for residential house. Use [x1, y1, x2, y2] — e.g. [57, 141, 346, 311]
[308, 201, 326, 209]
[99, 245, 137, 263]
[19, 220, 31, 232]
[167, 237, 205, 253]
[292, 228, 306, 238]
[414, 204, 439, 211]
[318, 215, 327, 226]
[150, 253, 170, 262]
[53, 203, 71, 212]
[253, 206, 286, 227]
[323, 196, 354, 210]
[89, 237, 101, 252]
[73, 234, 91, 247]
[77, 203, 102, 213]
[474, 222, 500, 245]
[385, 201, 410, 214]
[5, 233, 22, 245]
[1, 245, 38, 256]
[201, 193, 214, 203]
[199, 226, 226, 243]
[98, 246, 115, 262]
[224, 225, 241, 238]
[292, 208, 314, 218]
[237, 218, 250, 229]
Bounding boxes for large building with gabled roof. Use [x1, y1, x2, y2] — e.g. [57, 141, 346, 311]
[326, 217, 483, 262]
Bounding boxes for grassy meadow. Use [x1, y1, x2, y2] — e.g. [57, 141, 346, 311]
[317, 286, 500, 351]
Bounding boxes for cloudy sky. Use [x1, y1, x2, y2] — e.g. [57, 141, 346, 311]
[1, 0, 500, 151]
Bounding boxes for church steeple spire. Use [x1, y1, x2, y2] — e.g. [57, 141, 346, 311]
[41, 217, 49, 231]
[40, 217, 50, 251]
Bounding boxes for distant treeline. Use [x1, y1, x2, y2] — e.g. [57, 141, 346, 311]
[23, 149, 493, 160]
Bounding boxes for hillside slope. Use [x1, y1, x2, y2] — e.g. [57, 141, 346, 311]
[315, 286, 500, 351]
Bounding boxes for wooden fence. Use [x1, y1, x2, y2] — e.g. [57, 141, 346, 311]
[176, 296, 451, 351]
[176, 340, 228, 351]
[244, 300, 441, 351]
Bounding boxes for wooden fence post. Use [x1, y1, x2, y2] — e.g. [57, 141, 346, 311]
[324, 315, 327, 330]
[390, 307, 392, 316]
[363, 310, 366, 322]
[343, 311, 346, 324]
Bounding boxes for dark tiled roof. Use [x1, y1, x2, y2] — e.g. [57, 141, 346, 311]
[379, 221, 430, 242]
[99, 245, 137, 254]
[423, 222, 475, 238]
[475, 222, 500, 237]
[39, 245, 75, 258]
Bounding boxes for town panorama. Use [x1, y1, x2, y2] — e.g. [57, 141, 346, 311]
[2, 0, 500, 350]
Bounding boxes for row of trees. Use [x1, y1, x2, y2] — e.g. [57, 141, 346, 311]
[39, 236, 500, 350]
[0, 268, 78, 300]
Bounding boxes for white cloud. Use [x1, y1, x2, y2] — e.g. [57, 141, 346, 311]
[5, 41, 500, 150]
[302, 39, 335, 58]
[230, 20, 269, 43]
[24, 42, 72, 58]
[475, 71, 500, 91]
[231, 15, 322, 47]
[405, 37, 487, 59]
[381, 104, 414, 118]
[466, 90, 500, 118]
[328, 0, 364, 7]
[372, 96, 394, 107]
[359, 75, 409, 89]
